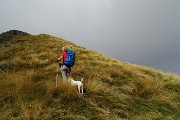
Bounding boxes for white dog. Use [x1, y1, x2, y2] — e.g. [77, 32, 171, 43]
[68, 78, 83, 94]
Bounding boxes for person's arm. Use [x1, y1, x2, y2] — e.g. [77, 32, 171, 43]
[57, 55, 63, 61]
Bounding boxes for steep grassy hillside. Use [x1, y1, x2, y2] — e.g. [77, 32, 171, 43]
[0, 30, 180, 120]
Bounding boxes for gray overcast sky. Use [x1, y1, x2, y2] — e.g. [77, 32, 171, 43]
[1, 0, 180, 74]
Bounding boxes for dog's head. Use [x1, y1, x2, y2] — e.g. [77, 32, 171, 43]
[67, 77, 73, 82]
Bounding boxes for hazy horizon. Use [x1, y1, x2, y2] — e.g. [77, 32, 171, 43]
[0, 0, 180, 74]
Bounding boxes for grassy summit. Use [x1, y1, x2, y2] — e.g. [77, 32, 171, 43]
[0, 30, 180, 119]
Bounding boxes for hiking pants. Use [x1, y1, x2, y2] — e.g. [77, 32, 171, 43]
[60, 65, 71, 82]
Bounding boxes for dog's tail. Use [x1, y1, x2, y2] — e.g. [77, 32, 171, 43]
[81, 78, 83, 82]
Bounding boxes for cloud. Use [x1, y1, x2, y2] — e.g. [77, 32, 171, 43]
[0, 0, 180, 74]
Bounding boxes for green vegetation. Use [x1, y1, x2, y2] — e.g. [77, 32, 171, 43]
[0, 30, 180, 119]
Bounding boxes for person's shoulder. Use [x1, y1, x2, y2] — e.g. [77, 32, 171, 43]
[61, 51, 66, 55]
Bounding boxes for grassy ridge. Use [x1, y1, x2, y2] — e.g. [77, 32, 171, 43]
[0, 30, 180, 119]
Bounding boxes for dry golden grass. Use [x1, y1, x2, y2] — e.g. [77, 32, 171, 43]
[86, 79, 111, 94]
[0, 31, 180, 119]
[134, 78, 163, 99]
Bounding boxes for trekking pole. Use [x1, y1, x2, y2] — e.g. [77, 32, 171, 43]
[55, 63, 59, 88]
[55, 74, 58, 88]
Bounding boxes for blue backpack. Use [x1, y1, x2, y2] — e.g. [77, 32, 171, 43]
[63, 50, 75, 67]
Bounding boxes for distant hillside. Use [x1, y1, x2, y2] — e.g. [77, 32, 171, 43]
[0, 30, 180, 120]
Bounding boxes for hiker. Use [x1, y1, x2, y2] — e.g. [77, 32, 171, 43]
[56, 46, 75, 82]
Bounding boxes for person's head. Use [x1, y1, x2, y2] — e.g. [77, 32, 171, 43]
[62, 46, 69, 52]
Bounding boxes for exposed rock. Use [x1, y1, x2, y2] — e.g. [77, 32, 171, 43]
[0, 30, 30, 48]
[0, 30, 30, 38]
[0, 63, 13, 72]
[0, 40, 17, 48]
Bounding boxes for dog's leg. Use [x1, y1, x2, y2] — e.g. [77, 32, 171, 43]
[78, 85, 81, 93]
[81, 78, 84, 94]
[81, 84, 83, 95]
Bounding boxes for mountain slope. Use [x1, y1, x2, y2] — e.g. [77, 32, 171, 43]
[0, 30, 180, 119]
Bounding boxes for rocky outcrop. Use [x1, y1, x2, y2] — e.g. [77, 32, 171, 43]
[0, 30, 31, 48]
[0, 30, 30, 37]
